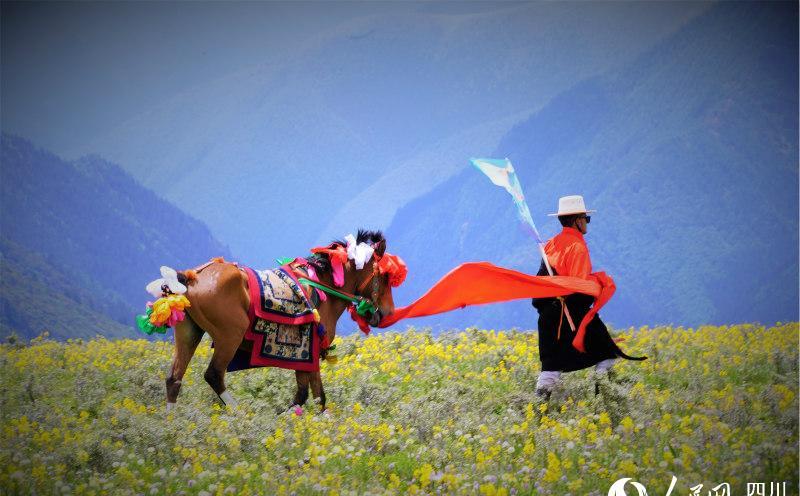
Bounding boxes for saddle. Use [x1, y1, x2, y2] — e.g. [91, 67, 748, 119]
[228, 266, 324, 372]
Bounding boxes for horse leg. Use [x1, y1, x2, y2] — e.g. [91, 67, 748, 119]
[292, 371, 311, 409]
[309, 371, 327, 412]
[182, 262, 250, 409]
[203, 336, 241, 407]
[166, 317, 204, 410]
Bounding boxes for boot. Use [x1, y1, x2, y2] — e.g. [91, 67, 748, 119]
[535, 388, 552, 401]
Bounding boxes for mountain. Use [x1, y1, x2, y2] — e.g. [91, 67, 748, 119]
[0, 134, 232, 339]
[384, 2, 799, 331]
[64, 3, 708, 267]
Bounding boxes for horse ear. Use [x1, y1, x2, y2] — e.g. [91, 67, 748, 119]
[374, 239, 386, 257]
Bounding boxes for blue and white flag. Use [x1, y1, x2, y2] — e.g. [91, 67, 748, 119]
[470, 157, 543, 244]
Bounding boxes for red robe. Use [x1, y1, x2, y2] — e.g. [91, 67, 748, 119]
[534, 227, 644, 371]
[543, 227, 592, 279]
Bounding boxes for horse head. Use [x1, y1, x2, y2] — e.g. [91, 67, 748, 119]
[307, 229, 406, 329]
[354, 236, 395, 326]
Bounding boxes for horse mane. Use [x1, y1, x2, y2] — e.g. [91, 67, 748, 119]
[307, 229, 385, 275]
[356, 229, 385, 245]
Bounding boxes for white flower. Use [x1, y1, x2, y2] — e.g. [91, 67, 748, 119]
[344, 234, 375, 270]
[146, 266, 187, 297]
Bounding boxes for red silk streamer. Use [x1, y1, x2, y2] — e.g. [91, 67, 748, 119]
[571, 271, 615, 353]
[378, 262, 607, 330]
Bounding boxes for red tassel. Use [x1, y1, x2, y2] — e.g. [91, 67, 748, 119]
[348, 306, 372, 335]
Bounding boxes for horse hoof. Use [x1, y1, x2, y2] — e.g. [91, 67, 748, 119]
[166, 402, 176, 412]
[280, 404, 305, 416]
[219, 391, 238, 408]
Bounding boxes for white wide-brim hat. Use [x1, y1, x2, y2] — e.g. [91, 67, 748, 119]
[547, 195, 597, 216]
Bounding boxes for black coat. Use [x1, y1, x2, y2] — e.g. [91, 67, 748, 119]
[532, 262, 645, 372]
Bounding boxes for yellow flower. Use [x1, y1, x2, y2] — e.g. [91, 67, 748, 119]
[543, 452, 561, 483]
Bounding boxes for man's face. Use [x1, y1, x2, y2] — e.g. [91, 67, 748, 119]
[575, 214, 590, 234]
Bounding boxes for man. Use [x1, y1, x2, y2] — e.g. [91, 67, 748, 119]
[532, 195, 641, 399]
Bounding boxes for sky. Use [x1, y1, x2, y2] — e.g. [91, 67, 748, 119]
[0, 1, 517, 154]
[1, 1, 396, 151]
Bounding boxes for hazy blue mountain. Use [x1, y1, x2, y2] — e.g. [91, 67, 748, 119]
[0, 237, 131, 340]
[0, 134, 232, 339]
[383, 2, 799, 332]
[64, 3, 707, 268]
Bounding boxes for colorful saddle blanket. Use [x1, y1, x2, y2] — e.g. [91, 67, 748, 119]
[228, 266, 322, 372]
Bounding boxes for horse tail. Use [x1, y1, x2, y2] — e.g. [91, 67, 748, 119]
[177, 256, 229, 287]
[177, 269, 198, 286]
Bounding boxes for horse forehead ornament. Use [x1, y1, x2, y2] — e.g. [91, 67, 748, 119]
[344, 234, 373, 270]
[309, 234, 407, 290]
[342, 233, 407, 287]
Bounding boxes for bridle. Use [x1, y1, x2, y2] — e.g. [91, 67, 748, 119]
[355, 252, 383, 306]
[292, 252, 386, 318]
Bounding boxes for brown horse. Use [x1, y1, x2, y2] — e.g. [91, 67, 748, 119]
[164, 230, 395, 411]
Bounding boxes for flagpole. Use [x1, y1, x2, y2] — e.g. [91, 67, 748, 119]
[471, 157, 576, 331]
[508, 164, 575, 330]
[535, 239, 576, 331]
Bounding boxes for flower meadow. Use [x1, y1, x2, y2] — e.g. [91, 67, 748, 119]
[1, 324, 797, 496]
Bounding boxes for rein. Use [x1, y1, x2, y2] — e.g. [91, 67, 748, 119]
[285, 243, 387, 319]
[296, 277, 377, 316]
